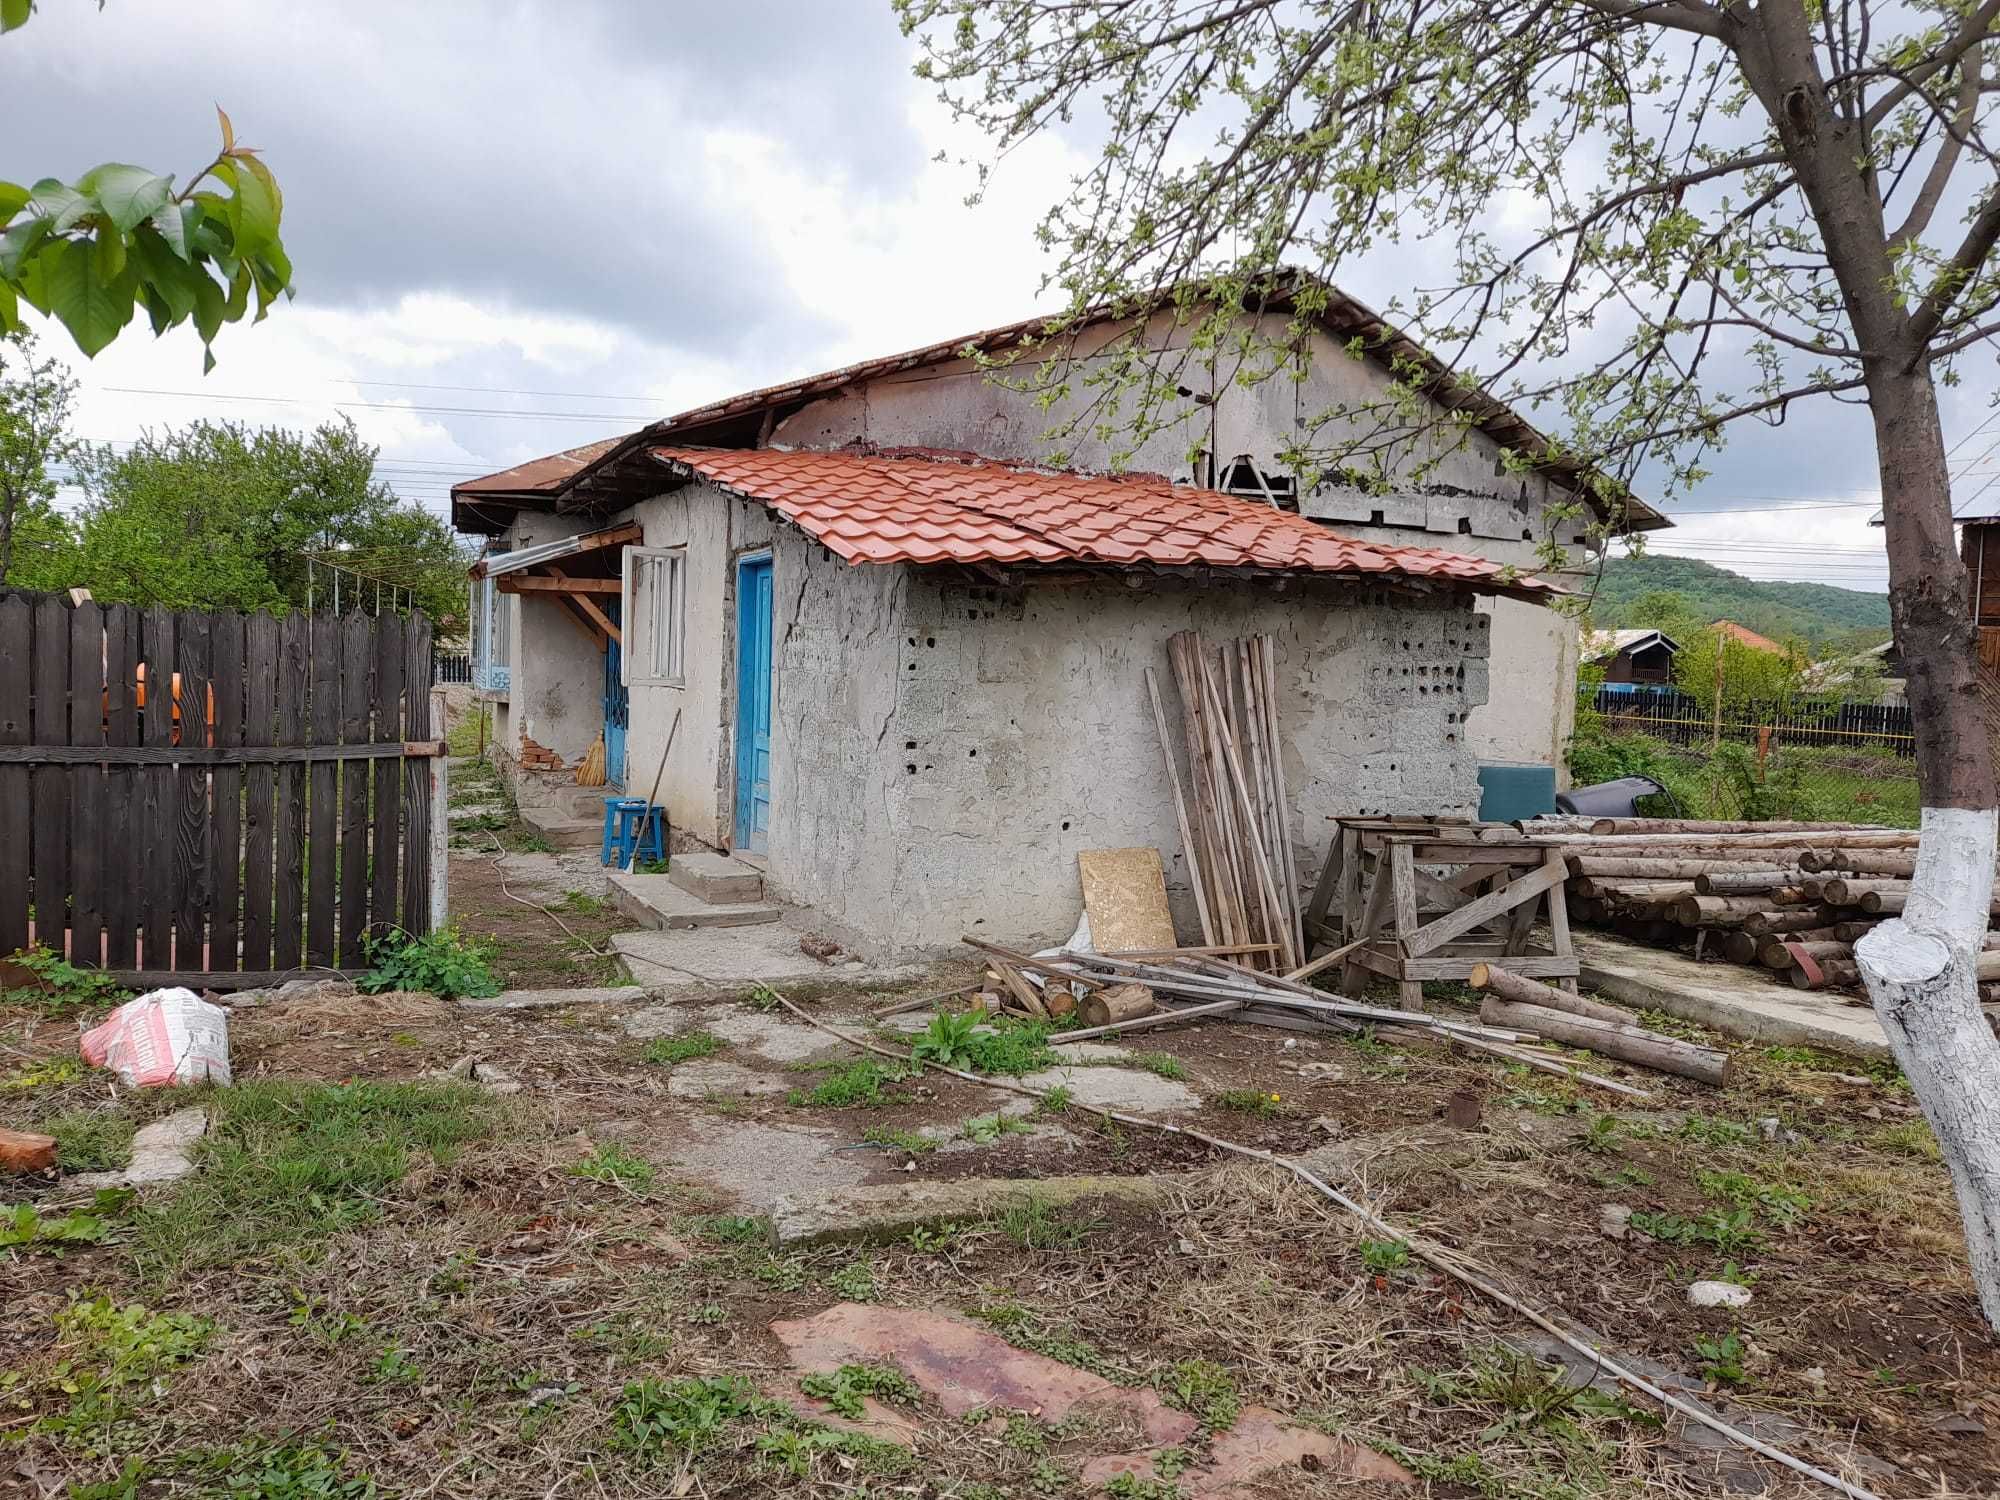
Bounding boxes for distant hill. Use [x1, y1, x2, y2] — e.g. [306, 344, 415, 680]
[1587, 554, 1891, 652]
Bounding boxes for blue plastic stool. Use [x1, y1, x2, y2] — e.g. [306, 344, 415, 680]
[601, 797, 666, 867]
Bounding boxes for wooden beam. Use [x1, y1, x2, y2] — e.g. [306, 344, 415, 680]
[496, 574, 622, 594]
[550, 565, 621, 644]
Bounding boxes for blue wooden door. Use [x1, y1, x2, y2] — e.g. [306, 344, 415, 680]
[602, 597, 628, 788]
[733, 555, 773, 853]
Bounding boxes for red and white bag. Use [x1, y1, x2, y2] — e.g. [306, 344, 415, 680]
[80, 989, 232, 1087]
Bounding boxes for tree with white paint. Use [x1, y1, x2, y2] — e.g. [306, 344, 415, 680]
[900, 0, 2000, 1322]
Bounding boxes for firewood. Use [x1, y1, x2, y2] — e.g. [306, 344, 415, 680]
[1468, 963, 1630, 1024]
[1673, 894, 1809, 926]
[1079, 982, 1156, 1029]
[1477, 997, 1732, 1085]
[1716, 930, 1761, 965]
[1759, 936, 1855, 969]
[1569, 855, 1795, 881]
[1696, 870, 1807, 895]
[1584, 818, 1872, 836]
[1798, 849, 1918, 876]
[1791, 957, 1860, 990]
[1742, 907, 1838, 937]
[989, 961, 1049, 1019]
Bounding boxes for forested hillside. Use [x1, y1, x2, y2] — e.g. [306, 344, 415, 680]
[1587, 554, 1891, 650]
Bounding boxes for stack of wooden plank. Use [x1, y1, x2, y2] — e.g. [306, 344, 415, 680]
[1145, 630, 1303, 973]
[1528, 815, 2000, 1001]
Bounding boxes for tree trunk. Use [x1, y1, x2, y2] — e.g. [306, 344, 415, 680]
[1857, 364, 2000, 1328]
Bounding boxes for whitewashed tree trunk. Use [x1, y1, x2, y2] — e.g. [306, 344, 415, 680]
[1855, 807, 2000, 1326]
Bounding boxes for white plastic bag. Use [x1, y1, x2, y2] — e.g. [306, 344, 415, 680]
[80, 988, 232, 1087]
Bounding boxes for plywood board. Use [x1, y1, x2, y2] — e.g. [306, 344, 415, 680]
[1078, 847, 1177, 952]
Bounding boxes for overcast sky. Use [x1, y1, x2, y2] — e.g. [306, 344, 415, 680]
[10, 0, 1995, 595]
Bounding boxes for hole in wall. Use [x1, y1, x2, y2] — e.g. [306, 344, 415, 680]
[906, 763, 917, 774]
[1060, 820, 1070, 831]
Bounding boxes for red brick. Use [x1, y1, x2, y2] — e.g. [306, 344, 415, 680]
[1, 1128, 58, 1175]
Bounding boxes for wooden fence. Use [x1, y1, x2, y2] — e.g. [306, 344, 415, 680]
[0, 590, 447, 985]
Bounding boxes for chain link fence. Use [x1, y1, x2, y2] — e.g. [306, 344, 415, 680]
[1573, 686, 1919, 828]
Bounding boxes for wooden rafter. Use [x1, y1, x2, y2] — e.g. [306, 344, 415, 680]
[550, 564, 621, 645]
[496, 574, 621, 595]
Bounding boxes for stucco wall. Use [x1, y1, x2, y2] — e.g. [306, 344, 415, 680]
[770, 569, 1490, 958]
[620, 485, 778, 847]
[770, 319, 1590, 779]
[497, 512, 606, 765]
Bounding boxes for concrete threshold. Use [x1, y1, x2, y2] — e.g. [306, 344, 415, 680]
[1573, 929, 1890, 1060]
[605, 869, 782, 931]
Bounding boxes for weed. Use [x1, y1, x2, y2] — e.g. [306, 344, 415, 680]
[1, 1200, 111, 1253]
[1105, 1475, 1183, 1499]
[1677, 1114, 1753, 1147]
[555, 889, 611, 916]
[962, 1111, 1031, 1143]
[999, 1197, 1102, 1250]
[788, 1058, 912, 1108]
[3, 943, 124, 1015]
[634, 856, 670, 875]
[1699, 1169, 1810, 1227]
[969, 1300, 1134, 1381]
[1132, 1051, 1189, 1080]
[911, 1007, 1059, 1075]
[45, 1111, 135, 1174]
[517, 831, 554, 854]
[642, 1031, 724, 1067]
[1360, 1238, 1412, 1277]
[860, 1124, 938, 1154]
[357, 926, 500, 1000]
[1639, 1008, 1711, 1043]
[826, 1259, 876, 1301]
[185, 1439, 380, 1497]
[747, 985, 783, 1011]
[1715, 1259, 1757, 1287]
[1501, 1068, 1583, 1115]
[689, 1213, 767, 1244]
[287, 1297, 368, 1348]
[131, 1079, 492, 1275]
[1628, 1208, 1764, 1255]
[3, 1055, 86, 1091]
[906, 1220, 965, 1253]
[570, 1142, 656, 1191]
[611, 1374, 758, 1457]
[30, 1296, 212, 1451]
[1214, 1088, 1283, 1115]
[1346, 1026, 1393, 1058]
[1035, 1084, 1073, 1114]
[370, 1348, 421, 1385]
[1693, 1331, 1747, 1386]
[752, 1255, 808, 1291]
[1575, 1113, 1621, 1154]
[1160, 1358, 1241, 1430]
[799, 1362, 922, 1419]
[1410, 1346, 1656, 1453]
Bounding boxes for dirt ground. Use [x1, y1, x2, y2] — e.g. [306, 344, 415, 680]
[6, 952, 1999, 1500]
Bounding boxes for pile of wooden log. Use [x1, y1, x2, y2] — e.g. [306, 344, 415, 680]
[1525, 815, 2000, 999]
[1145, 630, 1303, 973]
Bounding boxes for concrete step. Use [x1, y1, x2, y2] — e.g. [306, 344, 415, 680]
[669, 851, 765, 904]
[517, 806, 602, 850]
[606, 870, 782, 931]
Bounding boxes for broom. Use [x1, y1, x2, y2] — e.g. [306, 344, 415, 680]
[576, 732, 607, 787]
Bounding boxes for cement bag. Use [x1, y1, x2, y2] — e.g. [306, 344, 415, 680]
[80, 988, 232, 1087]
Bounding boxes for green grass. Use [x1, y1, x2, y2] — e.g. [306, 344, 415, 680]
[996, 1197, 1102, 1250]
[44, 1111, 136, 1174]
[1213, 1088, 1283, 1116]
[131, 1079, 494, 1277]
[643, 1032, 725, 1067]
[798, 1363, 921, 1419]
[570, 1142, 657, 1191]
[961, 1112, 1031, 1144]
[786, 1059, 913, 1108]
[1160, 1358, 1241, 1430]
[1131, 1052, 1189, 1081]
[859, 1125, 938, 1154]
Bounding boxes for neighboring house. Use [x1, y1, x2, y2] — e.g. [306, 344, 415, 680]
[1711, 619, 1785, 654]
[1585, 627, 1679, 688]
[450, 288, 1665, 956]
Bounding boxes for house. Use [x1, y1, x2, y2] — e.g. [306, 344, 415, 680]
[450, 287, 1664, 956]
[1711, 619, 1785, 653]
[1585, 627, 1679, 688]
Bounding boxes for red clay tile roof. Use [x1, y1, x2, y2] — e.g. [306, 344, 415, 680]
[650, 446, 1562, 597]
[1712, 620, 1785, 653]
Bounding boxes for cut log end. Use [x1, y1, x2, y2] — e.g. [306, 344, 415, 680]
[1079, 982, 1156, 1030]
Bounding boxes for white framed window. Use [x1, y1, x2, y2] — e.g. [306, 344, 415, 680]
[623, 545, 686, 686]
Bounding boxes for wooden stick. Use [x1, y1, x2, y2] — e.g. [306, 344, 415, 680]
[1144, 665, 1216, 947]
[1107, 944, 1279, 958]
[1479, 997, 1732, 1086]
[870, 982, 979, 1019]
[1585, 818, 1876, 836]
[1469, 962, 1632, 1025]
[1050, 998, 1245, 1044]
[988, 959, 1049, 1019]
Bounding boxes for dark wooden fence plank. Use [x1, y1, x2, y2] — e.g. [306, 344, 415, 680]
[140, 607, 176, 970]
[102, 605, 138, 967]
[210, 612, 246, 972]
[369, 613, 405, 941]
[306, 614, 341, 967]
[67, 602, 105, 967]
[241, 612, 279, 973]
[0, 596, 30, 955]
[30, 596, 70, 957]
[173, 614, 213, 969]
[273, 614, 309, 971]
[401, 613, 433, 936]
[338, 614, 373, 964]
